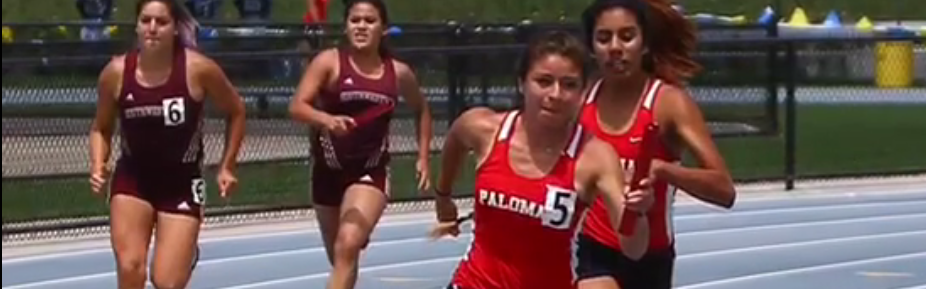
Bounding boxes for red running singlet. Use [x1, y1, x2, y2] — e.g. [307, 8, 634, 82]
[310, 47, 398, 171]
[111, 43, 207, 217]
[450, 111, 589, 289]
[578, 78, 680, 252]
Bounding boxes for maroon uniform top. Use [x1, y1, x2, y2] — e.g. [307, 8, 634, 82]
[116, 43, 205, 176]
[311, 47, 399, 170]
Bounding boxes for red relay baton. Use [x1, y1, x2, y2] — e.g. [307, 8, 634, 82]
[351, 102, 396, 126]
[618, 123, 659, 236]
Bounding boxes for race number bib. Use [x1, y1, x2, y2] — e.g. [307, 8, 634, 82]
[191, 178, 206, 205]
[162, 97, 185, 126]
[541, 185, 578, 230]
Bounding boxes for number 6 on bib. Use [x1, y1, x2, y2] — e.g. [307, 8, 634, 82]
[163, 97, 186, 126]
[191, 178, 206, 205]
[542, 185, 577, 230]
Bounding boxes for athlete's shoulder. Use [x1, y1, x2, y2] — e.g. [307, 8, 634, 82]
[655, 81, 689, 101]
[186, 49, 221, 73]
[391, 58, 412, 73]
[650, 79, 691, 104]
[460, 107, 506, 124]
[451, 107, 507, 142]
[653, 81, 701, 122]
[99, 55, 126, 91]
[185, 49, 233, 87]
[317, 47, 341, 60]
[101, 54, 126, 77]
[304, 47, 340, 69]
[391, 59, 416, 84]
[392, 58, 417, 78]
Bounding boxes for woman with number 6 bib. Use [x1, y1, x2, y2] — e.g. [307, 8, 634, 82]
[88, 0, 246, 288]
[431, 31, 653, 289]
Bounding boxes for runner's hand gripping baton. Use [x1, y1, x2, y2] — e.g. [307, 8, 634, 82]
[351, 101, 396, 125]
[618, 123, 659, 236]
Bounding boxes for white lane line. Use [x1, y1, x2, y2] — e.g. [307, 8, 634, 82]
[7, 201, 921, 273]
[676, 252, 926, 289]
[17, 212, 925, 288]
[221, 256, 463, 289]
[678, 213, 926, 238]
[8, 229, 923, 289]
[213, 231, 926, 289]
[1, 236, 454, 289]
[1, 217, 433, 265]
[675, 200, 926, 221]
[5, 188, 923, 264]
[678, 231, 925, 260]
[892, 284, 926, 289]
[5, 208, 924, 287]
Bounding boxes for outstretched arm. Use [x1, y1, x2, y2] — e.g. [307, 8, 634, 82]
[578, 138, 651, 260]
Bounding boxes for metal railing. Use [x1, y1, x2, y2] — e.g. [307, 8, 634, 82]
[3, 22, 924, 234]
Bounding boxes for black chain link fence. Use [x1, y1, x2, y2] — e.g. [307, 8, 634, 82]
[3, 22, 924, 233]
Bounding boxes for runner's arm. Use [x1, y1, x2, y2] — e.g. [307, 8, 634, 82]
[656, 86, 736, 208]
[396, 61, 433, 170]
[89, 57, 123, 173]
[195, 54, 246, 172]
[435, 108, 499, 198]
[579, 138, 650, 260]
[289, 49, 338, 129]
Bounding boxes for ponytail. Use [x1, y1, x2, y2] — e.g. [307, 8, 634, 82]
[173, 1, 200, 49]
[641, 0, 700, 84]
[378, 37, 392, 58]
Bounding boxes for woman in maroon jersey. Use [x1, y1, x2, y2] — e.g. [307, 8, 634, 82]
[88, 0, 246, 288]
[289, 0, 432, 288]
[431, 30, 653, 289]
[575, 0, 737, 288]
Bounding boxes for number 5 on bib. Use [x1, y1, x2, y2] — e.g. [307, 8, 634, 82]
[542, 185, 577, 230]
[163, 97, 186, 126]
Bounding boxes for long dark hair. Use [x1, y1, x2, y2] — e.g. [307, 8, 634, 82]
[342, 0, 391, 57]
[582, 0, 700, 84]
[135, 0, 199, 49]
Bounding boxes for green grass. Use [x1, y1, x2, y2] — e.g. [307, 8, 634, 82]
[709, 104, 926, 179]
[2, 156, 479, 223]
[3, 105, 925, 223]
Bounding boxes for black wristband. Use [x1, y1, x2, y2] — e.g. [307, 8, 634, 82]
[456, 212, 474, 224]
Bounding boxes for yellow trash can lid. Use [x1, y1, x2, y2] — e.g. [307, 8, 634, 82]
[1, 26, 12, 43]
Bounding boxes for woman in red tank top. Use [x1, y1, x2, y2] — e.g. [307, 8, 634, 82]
[574, 1, 737, 289]
[289, 0, 433, 288]
[431, 31, 654, 289]
[88, 0, 246, 288]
